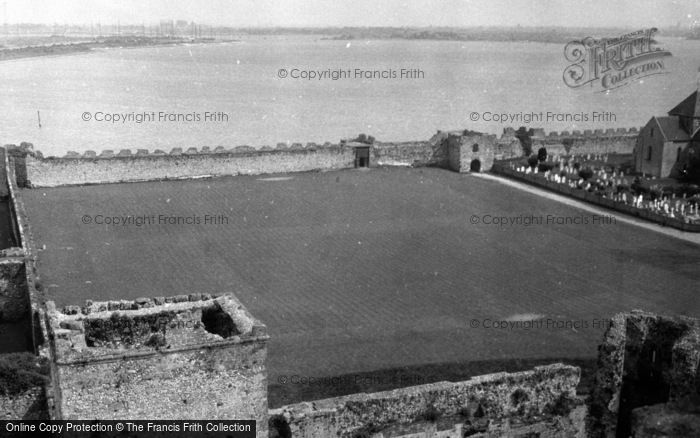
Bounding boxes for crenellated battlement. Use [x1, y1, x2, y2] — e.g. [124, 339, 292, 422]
[500, 126, 640, 140]
[491, 126, 639, 159]
[15, 126, 639, 162]
[44, 141, 339, 160]
[544, 127, 639, 139]
[4, 126, 640, 188]
[547, 128, 639, 140]
[9, 142, 354, 188]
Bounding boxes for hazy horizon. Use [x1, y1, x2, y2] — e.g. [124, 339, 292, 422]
[2, 0, 700, 29]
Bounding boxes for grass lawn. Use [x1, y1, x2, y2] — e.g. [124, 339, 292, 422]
[20, 167, 700, 406]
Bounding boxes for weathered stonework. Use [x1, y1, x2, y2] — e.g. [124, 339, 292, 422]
[0, 385, 47, 420]
[46, 294, 269, 437]
[8, 126, 639, 189]
[588, 311, 700, 438]
[22, 147, 356, 188]
[0, 147, 27, 324]
[0, 259, 27, 322]
[493, 127, 639, 159]
[447, 131, 496, 172]
[0, 352, 49, 420]
[631, 402, 700, 437]
[269, 364, 587, 438]
[372, 140, 444, 167]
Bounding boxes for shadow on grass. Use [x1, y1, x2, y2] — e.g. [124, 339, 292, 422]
[268, 356, 597, 409]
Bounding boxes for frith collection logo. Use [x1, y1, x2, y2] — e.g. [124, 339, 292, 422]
[563, 28, 672, 91]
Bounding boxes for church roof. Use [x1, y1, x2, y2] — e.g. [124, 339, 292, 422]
[668, 91, 697, 117]
[652, 116, 690, 142]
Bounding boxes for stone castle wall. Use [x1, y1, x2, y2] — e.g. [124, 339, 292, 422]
[372, 140, 444, 167]
[0, 147, 49, 420]
[22, 145, 356, 188]
[0, 148, 28, 323]
[9, 126, 640, 188]
[19, 140, 453, 188]
[270, 364, 586, 438]
[495, 127, 640, 159]
[46, 294, 269, 437]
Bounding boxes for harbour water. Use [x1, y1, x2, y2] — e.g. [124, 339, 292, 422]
[1, 36, 700, 156]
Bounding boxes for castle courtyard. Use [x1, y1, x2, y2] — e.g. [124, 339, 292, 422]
[20, 166, 700, 406]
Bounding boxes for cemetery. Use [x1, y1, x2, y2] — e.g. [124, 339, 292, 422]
[494, 150, 700, 230]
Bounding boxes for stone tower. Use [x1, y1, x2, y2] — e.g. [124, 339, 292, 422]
[46, 294, 269, 437]
[446, 130, 495, 173]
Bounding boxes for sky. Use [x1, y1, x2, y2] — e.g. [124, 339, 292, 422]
[3, 0, 700, 28]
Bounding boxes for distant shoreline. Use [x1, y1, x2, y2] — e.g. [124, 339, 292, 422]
[2, 27, 692, 58]
[0, 36, 234, 62]
[237, 25, 688, 44]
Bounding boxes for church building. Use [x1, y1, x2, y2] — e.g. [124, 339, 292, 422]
[634, 77, 700, 178]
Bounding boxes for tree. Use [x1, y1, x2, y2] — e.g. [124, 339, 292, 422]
[538, 163, 552, 173]
[578, 168, 594, 180]
[680, 147, 700, 184]
[537, 147, 547, 162]
[515, 127, 532, 156]
[527, 155, 538, 169]
[562, 138, 574, 154]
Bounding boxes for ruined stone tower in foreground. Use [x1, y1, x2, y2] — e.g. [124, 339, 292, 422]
[45, 294, 269, 436]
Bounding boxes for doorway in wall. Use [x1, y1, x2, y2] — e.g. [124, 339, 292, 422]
[355, 147, 370, 168]
[470, 159, 481, 172]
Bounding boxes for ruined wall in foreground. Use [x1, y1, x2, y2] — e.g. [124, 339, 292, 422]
[47, 294, 269, 437]
[0, 386, 46, 420]
[0, 352, 49, 420]
[588, 311, 700, 438]
[0, 254, 28, 322]
[0, 146, 51, 419]
[22, 145, 356, 187]
[269, 364, 587, 438]
[0, 148, 27, 323]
